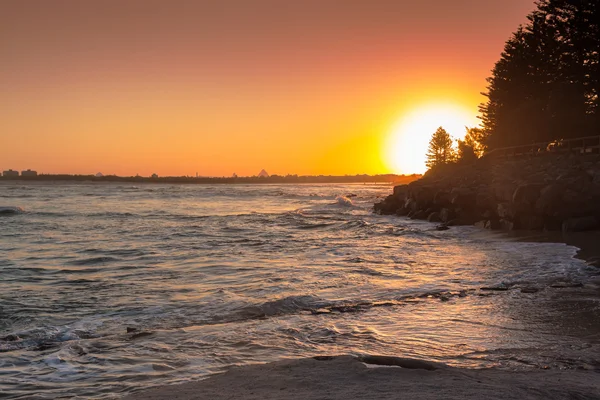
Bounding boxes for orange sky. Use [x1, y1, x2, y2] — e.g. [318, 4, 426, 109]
[1, 0, 536, 176]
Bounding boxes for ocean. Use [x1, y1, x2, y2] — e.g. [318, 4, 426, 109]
[0, 182, 598, 399]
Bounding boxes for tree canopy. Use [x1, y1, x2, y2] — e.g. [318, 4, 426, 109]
[479, 0, 599, 150]
[426, 127, 455, 169]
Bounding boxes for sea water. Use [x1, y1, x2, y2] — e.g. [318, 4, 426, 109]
[0, 182, 598, 399]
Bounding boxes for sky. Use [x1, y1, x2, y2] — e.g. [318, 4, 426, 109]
[1, 0, 536, 176]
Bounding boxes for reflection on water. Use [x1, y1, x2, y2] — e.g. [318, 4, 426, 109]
[0, 183, 598, 399]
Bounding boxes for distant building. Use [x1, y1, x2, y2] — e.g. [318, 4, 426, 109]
[258, 169, 269, 178]
[232, 173, 238, 178]
[151, 173, 158, 178]
[2, 169, 19, 177]
[95, 172, 104, 177]
[21, 169, 37, 177]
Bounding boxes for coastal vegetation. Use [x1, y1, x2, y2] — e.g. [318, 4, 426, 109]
[377, 0, 600, 233]
[480, 0, 600, 150]
[421, 0, 599, 165]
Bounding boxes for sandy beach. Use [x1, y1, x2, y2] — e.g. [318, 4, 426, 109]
[124, 355, 600, 400]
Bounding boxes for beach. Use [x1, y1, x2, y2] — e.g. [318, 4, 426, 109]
[124, 230, 600, 400]
[124, 355, 600, 400]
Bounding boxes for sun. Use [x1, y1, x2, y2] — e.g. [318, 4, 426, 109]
[384, 103, 479, 175]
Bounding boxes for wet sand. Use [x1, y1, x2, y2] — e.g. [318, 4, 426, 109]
[124, 355, 600, 400]
[123, 230, 600, 400]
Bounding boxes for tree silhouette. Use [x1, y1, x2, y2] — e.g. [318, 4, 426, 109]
[456, 140, 477, 164]
[463, 127, 486, 157]
[426, 127, 455, 169]
[480, 0, 599, 149]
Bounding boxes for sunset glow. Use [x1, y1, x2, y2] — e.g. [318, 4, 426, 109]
[384, 104, 480, 174]
[0, 1, 535, 176]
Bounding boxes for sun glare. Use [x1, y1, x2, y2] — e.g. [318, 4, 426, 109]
[384, 104, 479, 175]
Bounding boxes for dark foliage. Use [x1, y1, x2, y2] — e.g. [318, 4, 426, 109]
[426, 127, 455, 169]
[480, 0, 600, 149]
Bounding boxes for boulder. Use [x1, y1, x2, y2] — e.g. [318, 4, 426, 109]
[440, 208, 456, 223]
[499, 219, 515, 230]
[410, 210, 428, 220]
[396, 207, 409, 216]
[512, 184, 543, 207]
[433, 191, 451, 207]
[475, 192, 495, 211]
[427, 212, 442, 223]
[535, 184, 565, 216]
[485, 219, 501, 230]
[450, 189, 477, 209]
[404, 198, 418, 213]
[562, 216, 599, 233]
[497, 203, 515, 220]
[514, 214, 545, 230]
[374, 195, 402, 215]
[393, 184, 409, 198]
[412, 186, 435, 210]
[492, 183, 516, 203]
[474, 220, 487, 229]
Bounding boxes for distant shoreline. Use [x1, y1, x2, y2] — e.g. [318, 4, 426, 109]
[0, 174, 421, 185]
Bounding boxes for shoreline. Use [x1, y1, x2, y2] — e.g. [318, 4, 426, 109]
[498, 229, 600, 266]
[123, 355, 600, 400]
[121, 228, 600, 400]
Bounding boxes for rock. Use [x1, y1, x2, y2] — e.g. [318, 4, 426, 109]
[404, 198, 418, 213]
[126, 327, 139, 333]
[520, 287, 539, 294]
[435, 225, 449, 231]
[514, 214, 545, 230]
[497, 203, 514, 220]
[374, 194, 402, 215]
[475, 192, 495, 210]
[480, 284, 510, 291]
[440, 208, 455, 223]
[450, 189, 477, 209]
[427, 212, 442, 223]
[512, 183, 543, 209]
[130, 331, 153, 339]
[393, 184, 409, 197]
[474, 220, 487, 229]
[485, 219, 501, 230]
[452, 211, 480, 226]
[535, 184, 565, 216]
[562, 216, 599, 233]
[433, 191, 451, 207]
[396, 207, 409, 216]
[493, 183, 516, 202]
[550, 282, 584, 288]
[0, 206, 24, 215]
[499, 219, 515, 230]
[410, 210, 428, 220]
[408, 184, 436, 210]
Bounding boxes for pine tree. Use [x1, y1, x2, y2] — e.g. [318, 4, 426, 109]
[479, 0, 599, 149]
[426, 127, 455, 169]
[463, 127, 486, 157]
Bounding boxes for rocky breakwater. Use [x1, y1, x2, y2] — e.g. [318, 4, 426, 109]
[375, 153, 600, 233]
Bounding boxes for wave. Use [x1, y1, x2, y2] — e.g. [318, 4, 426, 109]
[0, 206, 24, 215]
[67, 256, 121, 266]
[220, 289, 487, 324]
[0, 326, 100, 353]
[335, 195, 355, 207]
